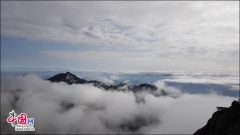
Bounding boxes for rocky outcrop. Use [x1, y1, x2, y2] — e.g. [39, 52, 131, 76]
[194, 100, 240, 135]
[47, 72, 87, 84]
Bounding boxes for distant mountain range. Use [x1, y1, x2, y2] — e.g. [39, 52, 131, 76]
[47, 72, 168, 97]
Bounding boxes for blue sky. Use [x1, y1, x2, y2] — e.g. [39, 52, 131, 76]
[1, 36, 107, 69]
[1, 36, 147, 71]
[1, 1, 239, 72]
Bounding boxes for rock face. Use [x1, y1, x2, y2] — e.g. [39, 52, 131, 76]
[193, 100, 240, 135]
[47, 72, 167, 96]
[47, 72, 87, 84]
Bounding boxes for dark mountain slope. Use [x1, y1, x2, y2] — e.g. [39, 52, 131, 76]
[47, 72, 87, 84]
[194, 100, 240, 135]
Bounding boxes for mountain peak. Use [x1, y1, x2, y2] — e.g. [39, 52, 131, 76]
[65, 72, 72, 75]
[47, 72, 87, 84]
[47, 72, 168, 97]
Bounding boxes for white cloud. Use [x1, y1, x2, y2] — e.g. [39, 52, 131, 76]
[98, 77, 114, 85]
[229, 85, 239, 91]
[154, 81, 182, 98]
[144, 93, 235, 134]
[163, 77, 239, 85]
[41, 51, 158, 60]
[1, 74, 237, 134]
[110, 75, 119, 80]
[1, 1, 239, 71]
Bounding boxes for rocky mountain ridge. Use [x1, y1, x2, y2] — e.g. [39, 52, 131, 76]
[47, 72, 168, 97]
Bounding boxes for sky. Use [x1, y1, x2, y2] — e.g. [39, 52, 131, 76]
[1, 1, 239, 72]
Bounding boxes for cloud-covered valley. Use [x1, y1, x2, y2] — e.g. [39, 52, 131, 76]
[1, 74, 237, 134]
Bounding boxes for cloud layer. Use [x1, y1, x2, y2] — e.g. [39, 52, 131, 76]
[1, 74, 237, 134]
[1, 1, 239, 72]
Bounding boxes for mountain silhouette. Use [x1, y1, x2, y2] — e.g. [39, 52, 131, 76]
[194, 100, 240, 135]
[47, 72, 168, 96]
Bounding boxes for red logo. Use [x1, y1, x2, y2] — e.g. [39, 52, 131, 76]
[17, 113, 27, 124]
[7, 110, 27, 127]
[6, 110, 35, 131]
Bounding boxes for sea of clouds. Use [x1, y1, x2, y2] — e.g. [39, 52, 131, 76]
[1, 73, 237, 134]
